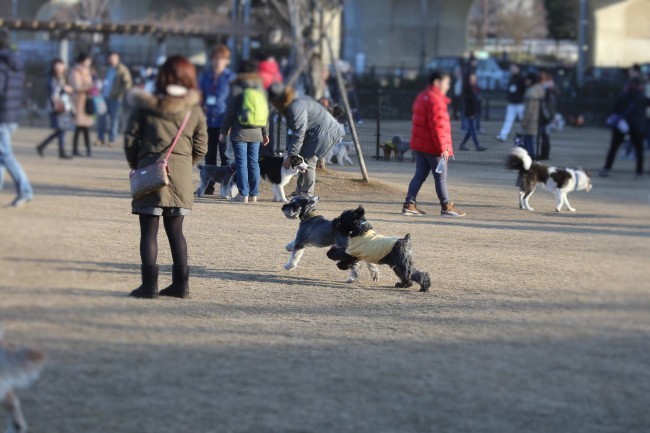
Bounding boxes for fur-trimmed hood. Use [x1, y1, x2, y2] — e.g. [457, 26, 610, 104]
[272, 85, 297, 113]
[127, 87, 201, 115]
[232, 72, 263, 88]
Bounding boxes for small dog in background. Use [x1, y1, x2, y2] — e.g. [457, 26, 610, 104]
[196, 162, 238, 198]
[506, 147, 592, 212]
[326, 141, 354, 166]
[392, 136, 414, 162]
[327, 206, 431, 292]
[282, 196, 379, 283]
[0, 328, 46, 433]
[260, 155, 309, 203]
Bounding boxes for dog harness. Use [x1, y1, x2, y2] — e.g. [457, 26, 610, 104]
[345, 230, 399, 264]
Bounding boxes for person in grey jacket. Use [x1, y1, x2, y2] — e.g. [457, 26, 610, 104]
[220, 61, 269, 203]
[268, 82, 344, 196]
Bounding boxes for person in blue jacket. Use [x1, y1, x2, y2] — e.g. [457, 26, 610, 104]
[199, 44, 236, 194]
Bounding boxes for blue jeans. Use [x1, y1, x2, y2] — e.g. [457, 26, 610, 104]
[461, 116, 480, 148]
[232, 141, 260, 197]
[522, 134, 536, 158]
[0, 123, 33, 200]
[405, 150, 449, 206]
[97, 99, 121, 142]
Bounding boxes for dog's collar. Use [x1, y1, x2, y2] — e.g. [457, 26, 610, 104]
[573, 170, 580, 191]
[300, 211, 319, 221]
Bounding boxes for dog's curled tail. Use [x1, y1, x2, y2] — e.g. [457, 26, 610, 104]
[505, 147, 532, 172]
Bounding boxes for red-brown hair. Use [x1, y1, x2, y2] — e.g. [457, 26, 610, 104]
[156, 55, 198, 95]
[210, 44, 231, 60]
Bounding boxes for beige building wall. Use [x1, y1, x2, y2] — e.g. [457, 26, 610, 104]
[591, 0, 650, 66]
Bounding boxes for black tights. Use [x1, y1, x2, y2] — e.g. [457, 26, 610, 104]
[139, 215, 188, 266]
[73, 126, 90, 155]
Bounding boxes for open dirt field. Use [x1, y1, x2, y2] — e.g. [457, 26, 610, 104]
[1, 126, 649, 433]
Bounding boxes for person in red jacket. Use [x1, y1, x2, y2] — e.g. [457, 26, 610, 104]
[402, 70, 466, 217]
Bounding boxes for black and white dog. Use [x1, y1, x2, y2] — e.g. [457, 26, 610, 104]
[326, 141, 354, 166]
[260, 155, 309, 203]
[196, 162, 237, 198]
[282, 196, 379, 283]
[506, 147, 592, 212]
[327, 206, 431, 292]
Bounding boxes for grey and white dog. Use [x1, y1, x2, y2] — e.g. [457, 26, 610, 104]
[326, 140, 354, 166]
[281, 196, 379, 283]
[196, 162, 238, 198]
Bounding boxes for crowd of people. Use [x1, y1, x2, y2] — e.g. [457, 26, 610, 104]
[2, 29, 649, 295]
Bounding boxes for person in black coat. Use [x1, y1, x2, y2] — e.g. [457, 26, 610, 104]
[459, 73, 487, 152]
[0, 30, 33, 207]
[600, 78, 649, 178]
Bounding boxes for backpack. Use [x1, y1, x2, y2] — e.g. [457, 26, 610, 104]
[238, 88, 269, 127]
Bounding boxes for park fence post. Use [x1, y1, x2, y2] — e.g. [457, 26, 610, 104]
[375, 88, 382, 160]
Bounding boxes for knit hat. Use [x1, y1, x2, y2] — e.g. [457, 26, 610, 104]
[267, 82, 286, 102]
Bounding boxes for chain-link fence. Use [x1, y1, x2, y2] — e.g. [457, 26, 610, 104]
[268, 86, 613, 167]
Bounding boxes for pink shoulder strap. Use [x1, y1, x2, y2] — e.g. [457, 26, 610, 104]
[164, 111, 192, 161]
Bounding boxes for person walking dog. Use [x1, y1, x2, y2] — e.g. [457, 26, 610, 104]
[267, 82, 344, 197]
[0, 30, 33, 208]
[124, 55, 208, 299]
[402, 70, 466, 217]
[199, 44, 236, 196]
[96, 51, 132, 147]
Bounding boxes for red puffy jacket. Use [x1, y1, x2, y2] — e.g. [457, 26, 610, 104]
[410, 85, 454, 156]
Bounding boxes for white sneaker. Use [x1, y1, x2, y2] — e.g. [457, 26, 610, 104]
[231, 194, 249, 203]
[10, 197, 32, 208]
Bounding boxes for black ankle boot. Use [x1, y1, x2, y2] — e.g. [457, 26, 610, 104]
[159, 265, 189, 299]
[130, 265, 159, 299]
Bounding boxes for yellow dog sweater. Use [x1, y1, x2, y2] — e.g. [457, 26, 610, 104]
[345, 230, 399, 264]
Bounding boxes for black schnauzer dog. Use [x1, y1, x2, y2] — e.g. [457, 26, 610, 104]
[327, 206, 431, 292]
[281, 195, 379, 283]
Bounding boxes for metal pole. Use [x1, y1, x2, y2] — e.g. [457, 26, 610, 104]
[241, 0, 251, 60]
[59, 37, 70, 67]
[577, 0, 588, 88]
[228, 0, 239, 69]
[419, 0, 428, 71]
[325, 35, 370, 183]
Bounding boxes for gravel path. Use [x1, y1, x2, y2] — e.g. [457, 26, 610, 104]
[1, 126, 649, 433]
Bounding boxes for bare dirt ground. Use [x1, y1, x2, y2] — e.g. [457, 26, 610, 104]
[1, 126, 649, 433]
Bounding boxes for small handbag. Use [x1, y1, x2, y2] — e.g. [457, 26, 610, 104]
[84, 94, 96, 115]
[129, 111, 191, 199]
